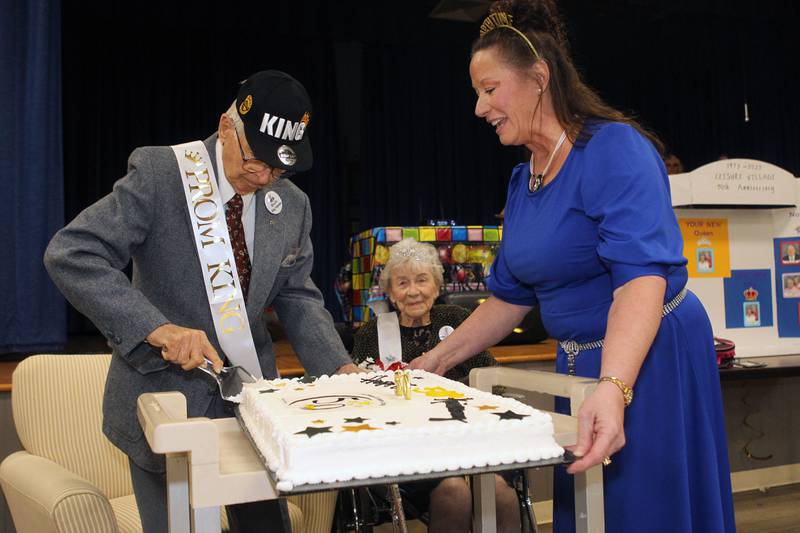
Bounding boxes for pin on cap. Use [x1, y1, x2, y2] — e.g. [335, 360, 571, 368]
[277, 145, 297, 167]
[236, 70, 313, 172]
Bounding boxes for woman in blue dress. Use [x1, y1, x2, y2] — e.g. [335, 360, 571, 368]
[411, 0, 735, 531]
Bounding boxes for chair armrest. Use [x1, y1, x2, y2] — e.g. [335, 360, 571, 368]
[137, 393, 280, 509]
[0, 451, 117, 533]
[137, 391, 219, 464]
[469, 366, 597, 413]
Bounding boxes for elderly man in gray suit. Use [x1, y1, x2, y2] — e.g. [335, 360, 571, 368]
[45, 70, 360, 532]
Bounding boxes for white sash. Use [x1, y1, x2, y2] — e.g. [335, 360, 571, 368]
[377, 312, 403, 368]
[171, 141, 262, 378]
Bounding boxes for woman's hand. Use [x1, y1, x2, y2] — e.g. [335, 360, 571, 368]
[566, 381, 627, 474]
[408, 350, 447, 375]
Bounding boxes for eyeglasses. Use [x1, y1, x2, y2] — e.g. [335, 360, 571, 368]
[233, 128, 293, 179]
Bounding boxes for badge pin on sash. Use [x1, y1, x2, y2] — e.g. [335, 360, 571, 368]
[265, 191, 283, 215]
[381, 349, 402, 369]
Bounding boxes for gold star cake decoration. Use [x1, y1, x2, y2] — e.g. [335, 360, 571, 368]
[413, 386, 465, 399]
[341, 424, 380, 432]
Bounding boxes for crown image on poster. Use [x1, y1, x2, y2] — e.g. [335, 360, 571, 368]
[743, 287, 759, 301]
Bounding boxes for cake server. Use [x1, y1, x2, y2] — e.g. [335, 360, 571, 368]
[198, 358, 257, 402]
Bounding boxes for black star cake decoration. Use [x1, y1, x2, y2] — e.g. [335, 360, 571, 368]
[295, 426, 333, 438]
[258, 388, 279, 394]
[384, 421, 400, 425]
[492, 410, 529, 421]
[343, 417, 369, 423]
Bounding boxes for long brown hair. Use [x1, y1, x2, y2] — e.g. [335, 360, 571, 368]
[472, 0, 663, 153]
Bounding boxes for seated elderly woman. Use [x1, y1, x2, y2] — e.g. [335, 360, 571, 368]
[351, 238, 520, 533]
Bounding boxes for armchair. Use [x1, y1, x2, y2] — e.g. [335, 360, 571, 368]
[0, 354, 335, 533]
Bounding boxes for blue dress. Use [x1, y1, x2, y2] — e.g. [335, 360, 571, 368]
[486, 122, 735, 532]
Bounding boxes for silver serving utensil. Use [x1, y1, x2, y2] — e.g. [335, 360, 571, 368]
[198, 358, 257, 402]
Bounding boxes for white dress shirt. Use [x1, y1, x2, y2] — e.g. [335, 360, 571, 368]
[215, 139, 255, 255]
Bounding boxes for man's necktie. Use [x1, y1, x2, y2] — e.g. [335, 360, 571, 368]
[225, 194, 251, 300]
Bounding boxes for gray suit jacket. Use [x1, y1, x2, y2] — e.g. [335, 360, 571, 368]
[44, 134, 350, 471]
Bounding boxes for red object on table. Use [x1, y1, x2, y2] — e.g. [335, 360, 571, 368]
[714, 337, 735, 369]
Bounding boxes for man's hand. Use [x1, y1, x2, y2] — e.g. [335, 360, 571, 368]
[335, 363, 367, 375]
[146, 324, 223, 372]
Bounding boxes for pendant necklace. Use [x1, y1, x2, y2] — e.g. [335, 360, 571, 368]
[529, 130, 568, 193]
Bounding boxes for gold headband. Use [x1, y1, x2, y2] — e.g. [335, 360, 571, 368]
[479, 12, 540, 59]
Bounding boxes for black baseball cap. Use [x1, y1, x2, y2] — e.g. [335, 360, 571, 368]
[235, 70, 313, 172]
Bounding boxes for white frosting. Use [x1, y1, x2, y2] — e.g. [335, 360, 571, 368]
[239, 370, 563, 490]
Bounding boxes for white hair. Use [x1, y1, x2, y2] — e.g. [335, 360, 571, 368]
[379, 238, 444, 293]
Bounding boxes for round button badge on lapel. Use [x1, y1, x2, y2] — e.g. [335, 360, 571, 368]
[438, 325, 454, 340]
[265, 191, 283, 215]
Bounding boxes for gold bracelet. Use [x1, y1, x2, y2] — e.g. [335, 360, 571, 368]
[598, 376, 633, 407]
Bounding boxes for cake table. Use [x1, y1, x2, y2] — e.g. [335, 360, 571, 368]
[137, 367, 604, 533]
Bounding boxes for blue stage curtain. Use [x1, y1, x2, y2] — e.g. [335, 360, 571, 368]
[0, 0, 65, 352]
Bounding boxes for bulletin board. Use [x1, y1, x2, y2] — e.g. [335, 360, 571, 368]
[672, 159, 799, 357]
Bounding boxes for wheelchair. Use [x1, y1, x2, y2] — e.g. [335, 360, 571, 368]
[333, 469, 540, 532]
